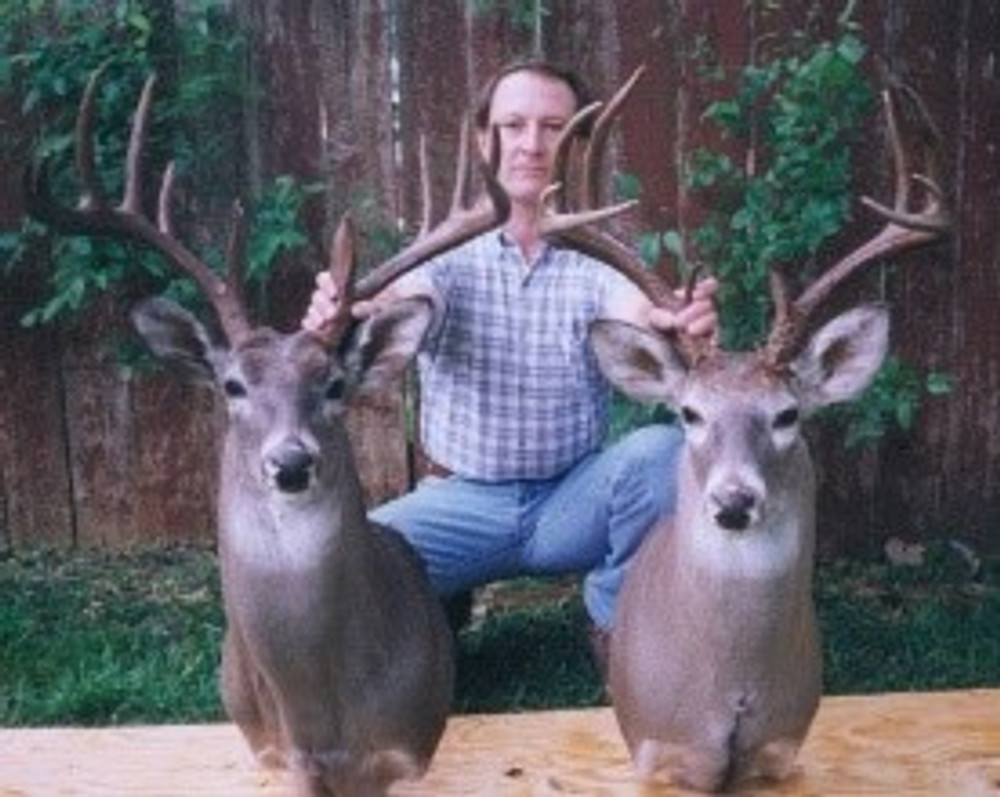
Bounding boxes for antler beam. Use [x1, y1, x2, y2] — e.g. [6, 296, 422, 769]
[25, 67, 253, 344]
[315, 120, 509, 345]
[766, 84, 950, 364]
[538, 64, 712, 364]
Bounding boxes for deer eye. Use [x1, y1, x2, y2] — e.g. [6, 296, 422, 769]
[680, 406, 703, 427]
[324, 377, 346, 402]
[223, 378, 247, 398]
[774, 408, 800, 430]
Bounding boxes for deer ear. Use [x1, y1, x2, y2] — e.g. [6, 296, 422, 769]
[791, 304, 889, 412]
[589, 319, 689, 406]
[131, 297, 220, 384]
[342, 296, 435, 395]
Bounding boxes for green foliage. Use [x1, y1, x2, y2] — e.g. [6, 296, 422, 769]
[823, 356, 954, 449]
[1, 545, 996, 724]
[455, 589, 603, 713]
[0, 547, 224, 726]
[631, 8, 951, 449]
[818, 539, 1000, 694]
[674, 21, 873, 350]
[0, 0, 315, 330]
[607, 392, 675, 443]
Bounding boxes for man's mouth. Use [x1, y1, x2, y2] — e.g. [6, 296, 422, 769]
[510, 167, 548, 179]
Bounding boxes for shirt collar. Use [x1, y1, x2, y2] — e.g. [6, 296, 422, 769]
[490, 228, 561, 269]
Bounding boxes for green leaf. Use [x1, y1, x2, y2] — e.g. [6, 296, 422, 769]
[836, 33, 866, 65]
[926, 372, 955, 396]
[614, 172, 642, 202]
[637, 232, 661, 266]
[661, 230, 685, 259]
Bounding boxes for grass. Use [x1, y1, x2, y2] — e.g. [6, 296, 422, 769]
[817, 544, 1000, 694]
[0, 548, 221, 725]
[0, 541, 997, 727]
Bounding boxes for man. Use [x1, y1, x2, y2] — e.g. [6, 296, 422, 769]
[303, 59, 718, 670]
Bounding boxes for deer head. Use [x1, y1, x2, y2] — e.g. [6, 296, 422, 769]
[541, 72, 948, 534]
[25, 67, 509, 501]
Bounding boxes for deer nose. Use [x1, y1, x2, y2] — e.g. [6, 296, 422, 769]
[264, 445, 317, 494]
[711, 486, 760, 532]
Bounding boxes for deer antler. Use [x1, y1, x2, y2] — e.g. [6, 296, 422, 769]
[26, 68, 510, 350]
[315, 118, 509, 345]
[24, 67, 253, 345]
[765, 84, 950, 364]
[538, 65, 711, 364]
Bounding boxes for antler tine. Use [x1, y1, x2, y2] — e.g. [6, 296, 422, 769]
[582, 64, 648, 210]
[541, 65, 647, 220]
[24, 69, 110, 231]
[859, 83, 949, 233]
[417, 134, 433, 239]
[541, 101, 603, 218]
[537, 102, 649, 279]
[539, 66, 712, 363]
[318, 213, 359, 345]
[156, 158, 250, 324]
[766, 84, 951, 364]
[77, 65, 109, 211]
[348, 116, 510, 303]
[224, 200, 249, 313]
[24, 68, 253, 344]
[448, 115, 472, 216]
[121, 72, 155, 214]
[541, 90, 646, 235]
[310, 116, 510, 346]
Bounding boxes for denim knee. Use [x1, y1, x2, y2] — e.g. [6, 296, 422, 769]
[611, 424, 683, 516]
[581, 424, 683, 629]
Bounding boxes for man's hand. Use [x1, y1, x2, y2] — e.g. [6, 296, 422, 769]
[647, 276, 719, 340]
[301, 272, 381, 335]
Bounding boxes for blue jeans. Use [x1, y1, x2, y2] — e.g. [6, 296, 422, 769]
[371, 424, 682, 630]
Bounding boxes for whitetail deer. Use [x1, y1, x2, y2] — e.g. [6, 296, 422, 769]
[541, 74, 949, 792]
[25, 69, 509, 796]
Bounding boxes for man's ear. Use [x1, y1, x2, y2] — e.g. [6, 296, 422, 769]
[477, 123, 503, 167]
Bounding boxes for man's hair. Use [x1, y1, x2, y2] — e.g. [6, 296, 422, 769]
[472, 57, 596, 136]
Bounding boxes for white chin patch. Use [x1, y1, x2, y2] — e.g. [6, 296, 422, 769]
[693, 518, 801, 579]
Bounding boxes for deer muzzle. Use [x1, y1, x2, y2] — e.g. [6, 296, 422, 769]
[263, 441, 319, 495]
[709, 482, 763, 532]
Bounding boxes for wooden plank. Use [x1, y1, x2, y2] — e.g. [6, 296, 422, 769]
[63, 342, 219, 548]
[0, 690, 997, 794]
[0, 320, 74, 548]
[0, 93, 74, 548]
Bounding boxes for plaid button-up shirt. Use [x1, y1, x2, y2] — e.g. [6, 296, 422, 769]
[415, 229, 634, 481]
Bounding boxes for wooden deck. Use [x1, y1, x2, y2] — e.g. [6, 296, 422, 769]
[1, 690, 998, 795]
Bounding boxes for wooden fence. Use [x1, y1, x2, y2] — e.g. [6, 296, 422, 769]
[1, 1, 998, 553]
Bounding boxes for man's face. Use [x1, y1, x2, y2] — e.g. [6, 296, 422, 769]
[479, 70, 578, 206]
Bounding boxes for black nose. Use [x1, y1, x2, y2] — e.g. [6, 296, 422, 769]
[268, 449, 315, 493]
[714, 490, 757, 531]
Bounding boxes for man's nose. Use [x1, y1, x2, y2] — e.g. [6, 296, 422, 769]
[519, 123, 545, 153]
